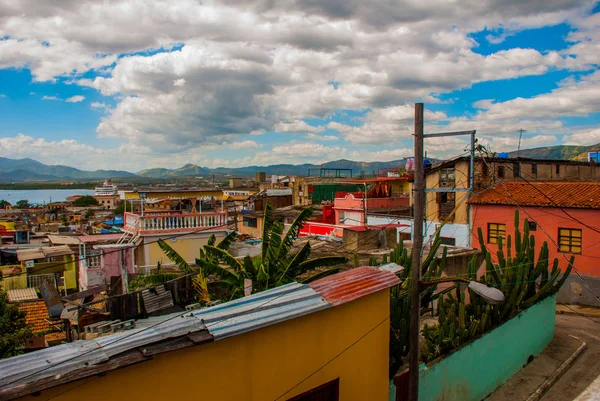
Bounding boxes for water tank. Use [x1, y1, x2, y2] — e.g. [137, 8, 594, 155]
[498, 152, 509, 159]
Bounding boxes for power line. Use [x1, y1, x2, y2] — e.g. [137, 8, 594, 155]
[273, 315, 389, 401]
[480, 158, 600, 306]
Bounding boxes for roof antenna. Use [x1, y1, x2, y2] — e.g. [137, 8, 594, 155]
[517, 128, 526, 158]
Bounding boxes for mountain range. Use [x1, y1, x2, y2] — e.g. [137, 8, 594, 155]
[0, 157, 136, 182]
[0, 143, 598, 181]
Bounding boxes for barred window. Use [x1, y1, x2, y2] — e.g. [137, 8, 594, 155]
[558, 228, 582, 254]
[488, 223, 506, 244]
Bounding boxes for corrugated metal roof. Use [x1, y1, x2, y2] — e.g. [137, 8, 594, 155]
[47, 235, 81, 245]
[309, 266, 401, 306]
[17, 245, 74, 261]
[196, 282, 328, 340]
[0, 266, 401, 396]
[7, 288, 38, 303]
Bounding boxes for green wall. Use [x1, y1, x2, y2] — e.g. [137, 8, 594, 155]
[418, 295, 556, 401]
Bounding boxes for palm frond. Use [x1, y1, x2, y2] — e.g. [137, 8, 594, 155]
[157, 239, 195, 274]
[300, 268, 340, 283]
[195, 258, 241, 288]
[294, 256, 348, 275]
[264, 221, 284, 274]
[261, 203, 274, 260]
[192, 274, 211, 304]
[207, 234, 216, 247]
[217, 231, 237, 250]
[203, 245, 246, 275]
[277, 241, 311, 285]
[278, 208, 312, 261]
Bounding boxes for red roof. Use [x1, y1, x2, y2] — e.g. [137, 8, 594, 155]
[469, 181, 600, 209]
[309, 266, 401, 306]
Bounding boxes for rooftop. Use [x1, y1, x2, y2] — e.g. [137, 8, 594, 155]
[468, 181, 600, 209]
[0, 266, 400, 399]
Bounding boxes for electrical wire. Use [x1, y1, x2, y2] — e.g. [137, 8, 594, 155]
[479, 158, 600, 306]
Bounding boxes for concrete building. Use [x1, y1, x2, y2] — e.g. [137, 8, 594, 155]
[0, 266, 400, 401]
[424, 156, 600, 248]
[469, 181, 600, 306]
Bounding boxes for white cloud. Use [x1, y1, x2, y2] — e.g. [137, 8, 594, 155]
[90, 101, 107, 109]
[305, 133, 338, 141]
[0, 0, 597, 166]
[65, 95, 85, 103]
[41, 95, 60, 101]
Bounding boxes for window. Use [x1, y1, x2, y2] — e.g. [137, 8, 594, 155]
[558, 228, 582, 254]
[243, 217, 258, 228]
[528, 221, 537, 231]
[287, 378, 339, 401]
[531, 164, 537, 176]
[487, 223, 506, 244]
[481, 163, 489, 178]
[441, 237, 456, 246]
[497, 165, 505, 179]
[513, 162, 520, 178]
[440, 168, 455, 184]
[556, 164, 560, 175]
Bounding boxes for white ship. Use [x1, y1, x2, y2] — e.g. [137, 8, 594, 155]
[95, 179, 118, 196]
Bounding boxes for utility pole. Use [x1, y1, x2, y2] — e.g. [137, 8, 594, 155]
[517, 128, 526, 158]
[120, 248, 129, 294]
[408, 103, 424, 401]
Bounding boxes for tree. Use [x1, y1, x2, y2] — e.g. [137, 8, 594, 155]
[73, 196, 99, 207]
[61, 214, 69, 226]
[85, 209, 95, 219]
[159, 204, 348, 301]
[0, 290, 32, 359]
[0, 200, 11, 209]
[114, 200, 126, 215]
[15, 200, 30, 209]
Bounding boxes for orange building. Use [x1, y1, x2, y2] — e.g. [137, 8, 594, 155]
[469, 181, 600, 305]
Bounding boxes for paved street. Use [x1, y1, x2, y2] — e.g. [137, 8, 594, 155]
[489, 312, 600, 400]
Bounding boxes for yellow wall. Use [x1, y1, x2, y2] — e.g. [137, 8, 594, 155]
[238, 214, 264, 238]
[21, 291, 390, 401]
[138, 232, 227, 266]
[425, 160, 470, 224]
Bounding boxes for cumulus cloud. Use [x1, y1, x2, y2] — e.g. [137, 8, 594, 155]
[65, 95, 85, 103]
[0, 0, 598, 166]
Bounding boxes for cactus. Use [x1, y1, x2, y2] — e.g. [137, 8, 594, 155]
[421, 210, 573, 363]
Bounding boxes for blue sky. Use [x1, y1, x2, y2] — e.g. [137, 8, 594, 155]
[0, 1, 599, 171]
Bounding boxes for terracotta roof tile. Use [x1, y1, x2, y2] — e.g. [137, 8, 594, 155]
[469, 181, 600, 209]
[18, 300, 50, 334]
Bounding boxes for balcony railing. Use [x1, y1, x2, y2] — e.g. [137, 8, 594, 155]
[124, 212, 227, 234]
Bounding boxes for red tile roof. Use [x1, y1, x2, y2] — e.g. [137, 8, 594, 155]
[309, 266, 401, 306]
[18, 300, 50, 334]
[469, 181, 600, 209]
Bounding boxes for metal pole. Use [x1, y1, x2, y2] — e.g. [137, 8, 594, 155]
[408, 102, 424, 401]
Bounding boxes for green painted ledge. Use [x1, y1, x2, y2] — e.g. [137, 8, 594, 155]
[419, 295, 556, 401]
[390, 295, 557, 401]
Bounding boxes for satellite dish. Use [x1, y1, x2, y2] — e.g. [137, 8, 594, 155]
[468, 281, 505, 305]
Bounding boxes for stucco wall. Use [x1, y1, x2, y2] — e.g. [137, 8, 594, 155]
[471, 204, 600, 276]
[137, 232, 227, 266]
[21, 291, 391, 401]
[417, 296, 556, 401]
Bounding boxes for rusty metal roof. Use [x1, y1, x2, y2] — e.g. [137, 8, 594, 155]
[309, 266, 401, 306]
[17, 245, 74, 261]
[6, 288, 38, 303]
[0, 266, 401, 399]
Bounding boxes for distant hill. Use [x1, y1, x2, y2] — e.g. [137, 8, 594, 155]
[507, 144, 599, 161]
[138, 159, 410, 178]
[0, 157, 136, 182]
[137, 164, 212, 178]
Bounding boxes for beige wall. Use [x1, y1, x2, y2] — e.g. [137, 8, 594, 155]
[137, 231, 227, 266]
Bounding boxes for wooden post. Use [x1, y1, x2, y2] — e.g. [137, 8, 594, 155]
[408, 103, 424, 401]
